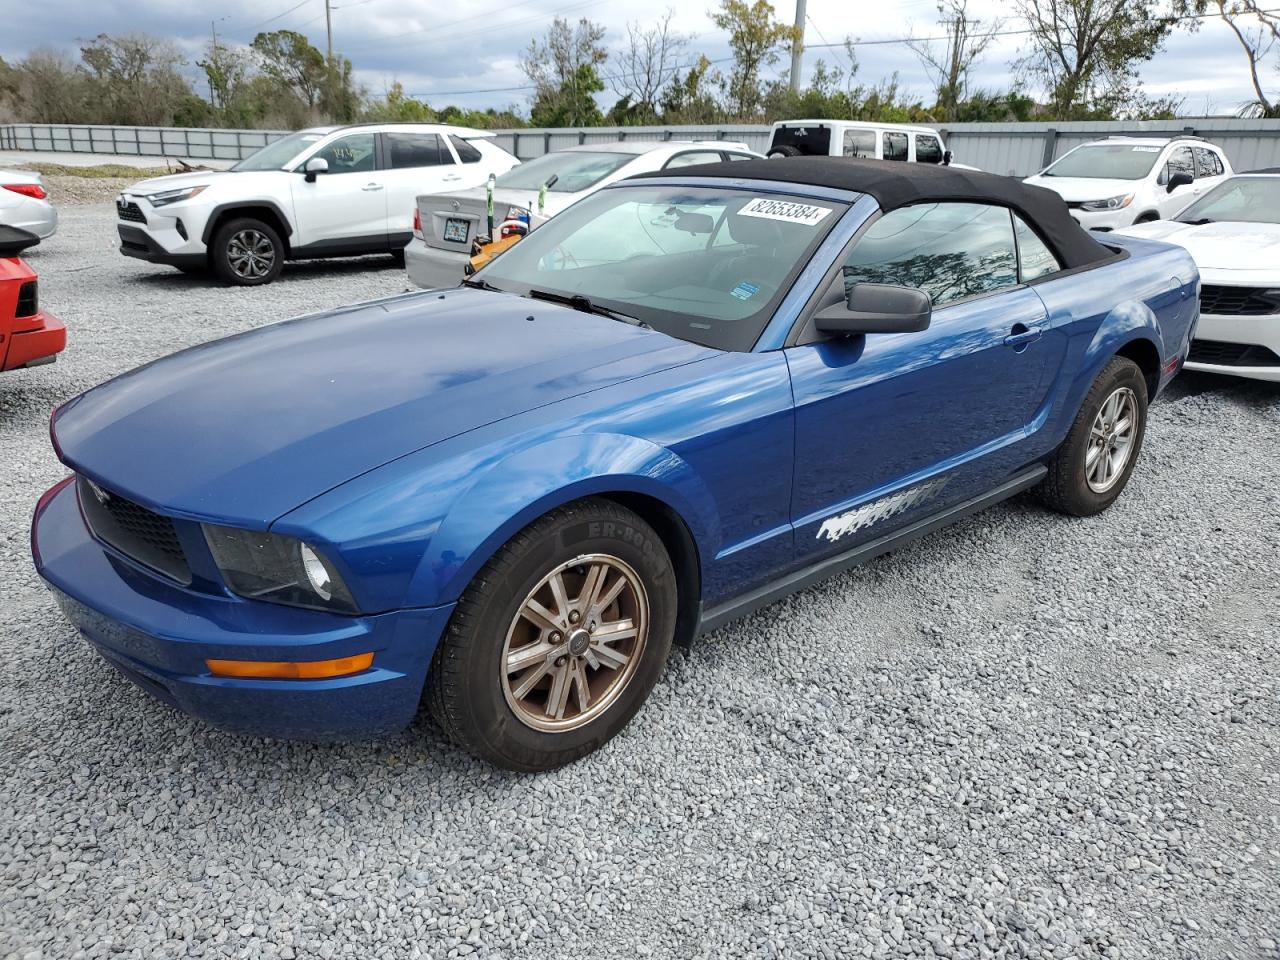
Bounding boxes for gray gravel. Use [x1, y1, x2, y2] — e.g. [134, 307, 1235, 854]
[2, 204, 1278, 960]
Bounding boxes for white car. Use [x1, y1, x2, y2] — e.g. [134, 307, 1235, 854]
[115, 123, 518, 285]
[765, 119, 960, 166]
[405, 140, 761, 289]
[0, 169, 57, 239]
[1117, 171, 1280, 382]
[1025, 137, 1232, 231]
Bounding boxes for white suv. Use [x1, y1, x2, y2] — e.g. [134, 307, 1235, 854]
[115, 123, 518, 285]
[1024, 136, 1232, 231]
[765, 119, 958, 166]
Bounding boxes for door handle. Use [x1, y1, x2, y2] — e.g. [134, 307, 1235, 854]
[362, 183, 384, 191]
[1004, 324, 1043, 348]
[443, 174, 462, 181]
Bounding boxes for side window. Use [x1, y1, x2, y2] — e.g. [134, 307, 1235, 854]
[882, 132, 908, 162]
[306, 133, 376, 174]
[1013, 215, 1061, 282]
[1193, 147, 1223, 178]
[385, 132, 451, 169]
[725, 152, 754, 161]
[841, 202, 1018, 307]
[842, 129, 876, 158]
[1163, 146, 1195, 184]
[663, 150, 724, 169]
[448, 135, 483, 163]
[915, 135, 943, 164]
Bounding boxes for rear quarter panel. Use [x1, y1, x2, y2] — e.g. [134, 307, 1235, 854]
[1024, 234, 1198, 461]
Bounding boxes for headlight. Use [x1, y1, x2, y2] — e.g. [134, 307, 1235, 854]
[1080, 194, 1133, 212]
[203, 524, 358, 613]
[145, 185, 208, 207]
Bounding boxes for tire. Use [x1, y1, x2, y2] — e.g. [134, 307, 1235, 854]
[767, 145, 803, 159]
[1037, 356, 1149, 517]
[427, 498, 677, 771]
[211, 217, 284, 286]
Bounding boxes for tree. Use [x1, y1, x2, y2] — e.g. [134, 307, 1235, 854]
[198, 38, 254, 124]
[907, 0, 1002, 121]
[522, 17, 608, 126]
[610, 10, 689, 123]
[11, 50, 88, 123]
[252, 30, 326, 111]
[364, 81, 434, 122]
[1012, 0, 1175, 117]
[79, 33, 189, 125]
[710, 0, 803, 119]
[660, 55, 723, 122]
[1178, 0, 1280, 115]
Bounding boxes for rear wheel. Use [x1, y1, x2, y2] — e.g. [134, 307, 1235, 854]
[1037, 356, 1148, 516]
[427, 499, 677, 771]
[212, 217, 284, 286]
[767, 145, 803, 159]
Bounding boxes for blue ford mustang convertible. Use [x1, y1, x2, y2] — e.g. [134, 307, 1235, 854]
[32, 158, 1199, 770]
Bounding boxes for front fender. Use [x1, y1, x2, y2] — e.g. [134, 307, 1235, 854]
[413, 433, 718, 608]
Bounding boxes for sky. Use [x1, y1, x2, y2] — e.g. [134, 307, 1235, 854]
[0, 0, 1267, 118]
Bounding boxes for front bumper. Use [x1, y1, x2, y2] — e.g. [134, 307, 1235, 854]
[2, 309, 65, 371]
[405, 239, 467, 289]
[31, 477, 454, 740]
[1186, 311, 1280, 383]
[117, 225, 206, 269]
[1069, 206, 1136, 232]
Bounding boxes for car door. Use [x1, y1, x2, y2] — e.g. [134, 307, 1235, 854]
[289, 131, 387, 251]
[784, 202, 1056, 566]
[1156, 146, 1197, 218]
[378, 131, 465, 247]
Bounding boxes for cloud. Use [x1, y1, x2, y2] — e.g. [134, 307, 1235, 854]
[0, 0, 1266, 116]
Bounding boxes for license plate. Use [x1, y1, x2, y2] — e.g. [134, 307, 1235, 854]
[443, 217, 470, 243]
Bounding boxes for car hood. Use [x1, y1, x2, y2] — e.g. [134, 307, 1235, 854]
[1114, 219, 1280, 272]
[123, 170, 233, 195]
[52, 289, 709, 525]
[1023, 175, 1142, 203]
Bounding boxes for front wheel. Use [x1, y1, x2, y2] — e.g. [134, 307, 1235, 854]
[1037, 356, 1149, 516]
[211, 217, 284, 286]
[427, 499, 677, 771]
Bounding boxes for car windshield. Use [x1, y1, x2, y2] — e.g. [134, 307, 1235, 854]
[477, 185, 846, 351]
[1042, 143, 1164, 180]
[231, 131, 328, 171]
[1177, 176, 1280, 224]
[495, 151, 637, 193]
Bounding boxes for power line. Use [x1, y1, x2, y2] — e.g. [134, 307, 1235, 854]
[247, 0, 313, 32]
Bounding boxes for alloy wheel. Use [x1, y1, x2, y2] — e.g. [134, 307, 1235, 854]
[1086, 386, 1138, 493]
[227, 229, 275, 280]
[501, 553, 649, 732]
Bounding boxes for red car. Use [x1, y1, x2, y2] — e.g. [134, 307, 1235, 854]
[1, 225, 64, 372]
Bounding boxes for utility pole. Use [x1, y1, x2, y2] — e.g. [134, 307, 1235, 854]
[209, 20, 219, 103]
[324, 0, 335, 119]
[788, 0, 806, 93]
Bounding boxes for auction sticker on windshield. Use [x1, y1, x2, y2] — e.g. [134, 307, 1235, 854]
[739, 198, 832, 226]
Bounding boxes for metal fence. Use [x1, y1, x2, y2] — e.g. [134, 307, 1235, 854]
[0, 123, 290, 161]
[8, 119, 1280, 176]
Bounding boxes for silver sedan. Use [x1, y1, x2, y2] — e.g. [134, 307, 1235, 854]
[0, 169, 58, 239]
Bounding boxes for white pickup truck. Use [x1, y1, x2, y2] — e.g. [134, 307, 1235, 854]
[766, 119, 959, 166]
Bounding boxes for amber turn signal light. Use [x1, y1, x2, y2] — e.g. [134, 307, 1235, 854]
[205, 652, 374, 680]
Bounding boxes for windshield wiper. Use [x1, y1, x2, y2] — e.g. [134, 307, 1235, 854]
[1180, 217, 1214, 225]
[525, 288, 649, 328]
[461, 277, 503, 292]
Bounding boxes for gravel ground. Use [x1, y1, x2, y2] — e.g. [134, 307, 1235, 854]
[2, 204, 1278, 960]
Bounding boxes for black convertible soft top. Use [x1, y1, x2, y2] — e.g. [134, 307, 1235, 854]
[635, 156, 1114, 271]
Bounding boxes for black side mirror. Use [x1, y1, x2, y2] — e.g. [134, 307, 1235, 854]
[942, 149, 953, 166]
[1167, 171, 1193, 193]
[814, 282, 932, 336]
[303, 157, 329, 183]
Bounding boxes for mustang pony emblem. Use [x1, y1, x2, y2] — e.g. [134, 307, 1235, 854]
[817, 478, 950, 543]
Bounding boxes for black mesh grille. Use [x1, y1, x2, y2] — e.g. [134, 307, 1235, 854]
[1199, 285, 1280, 316]
[16, 280, 37, 318]
[77, 476, 191, 584]
[116, 200, 146, 224]
[1187, 339, 1280, 367]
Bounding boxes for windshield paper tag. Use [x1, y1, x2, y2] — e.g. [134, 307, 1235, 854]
[740, 198, 832, 226]
[1131, 146, 1161, 152]
[731, 281, 760, 300]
